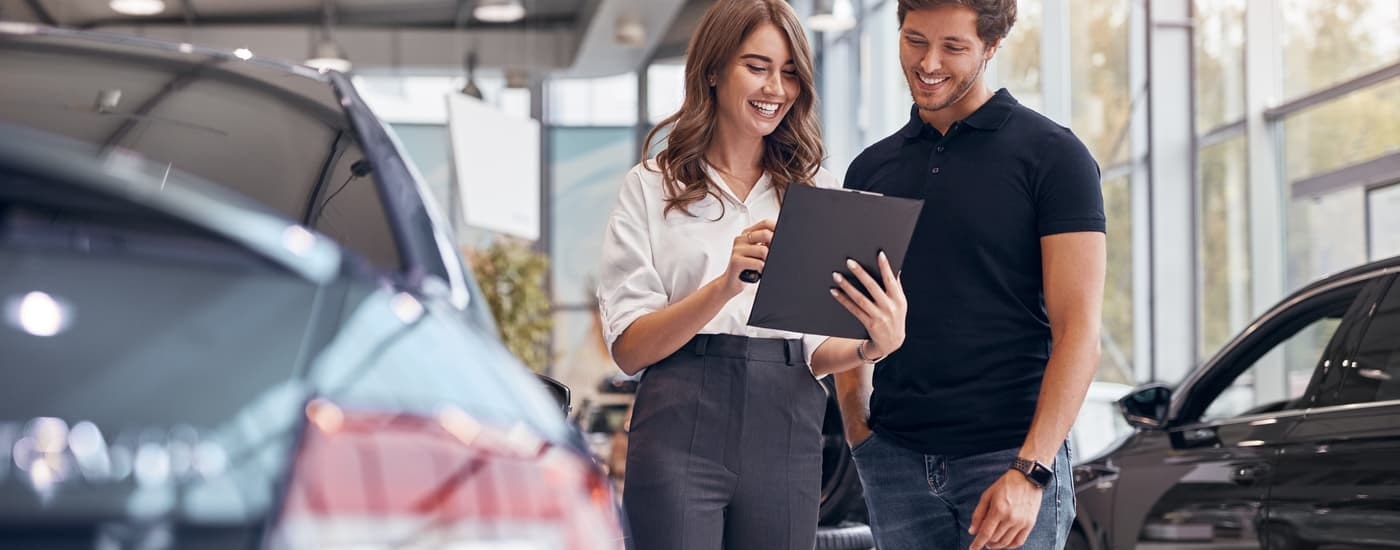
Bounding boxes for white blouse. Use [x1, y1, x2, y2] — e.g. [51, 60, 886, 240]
[597, 161, 838, 371]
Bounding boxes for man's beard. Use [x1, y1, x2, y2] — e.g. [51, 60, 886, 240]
[909, 57, 986, 113]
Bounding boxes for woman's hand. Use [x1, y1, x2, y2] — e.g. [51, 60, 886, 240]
[829, 251, 907, 360]
[718, 219, 776, 297]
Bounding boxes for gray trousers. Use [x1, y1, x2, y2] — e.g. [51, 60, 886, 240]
[623, 334, 827, 550]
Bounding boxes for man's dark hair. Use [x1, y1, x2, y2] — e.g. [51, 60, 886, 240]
[897, 0, 1017, 46]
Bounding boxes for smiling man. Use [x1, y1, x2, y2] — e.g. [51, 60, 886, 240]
[833, 1, 1107, 549]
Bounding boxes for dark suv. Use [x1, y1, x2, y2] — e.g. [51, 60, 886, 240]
[1070, 256, 1400, 550]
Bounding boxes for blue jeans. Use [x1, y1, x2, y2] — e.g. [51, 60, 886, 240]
[851, 433, 1075, 550]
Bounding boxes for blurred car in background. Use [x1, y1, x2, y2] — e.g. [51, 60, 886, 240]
[0, 24, 622, 549]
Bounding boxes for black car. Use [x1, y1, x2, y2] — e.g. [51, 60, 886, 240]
[1070, 255, 1400, 550]
[0, 25, 623, 548]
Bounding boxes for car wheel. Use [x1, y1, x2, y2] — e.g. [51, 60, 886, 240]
[815, 522, 875, 550]
[819, 378, 868, 525]
[1065, 527, 1093, 550]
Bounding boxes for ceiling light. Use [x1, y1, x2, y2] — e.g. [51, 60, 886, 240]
[474, 0, 526, 24]
[305, 38, 352, 73]
[109, 0, 166, 16]
[809, 0, 856, 32]
[615, 15, 645, 48]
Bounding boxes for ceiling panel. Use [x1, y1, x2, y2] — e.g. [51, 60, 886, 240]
[2, 0, 690, 77]
[7, 0, 583, 28]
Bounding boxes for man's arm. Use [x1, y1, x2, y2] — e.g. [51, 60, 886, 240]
[1019, 230, 1106, 464]
[833, 364, 874, 446]
[968, 230, 1105, 550]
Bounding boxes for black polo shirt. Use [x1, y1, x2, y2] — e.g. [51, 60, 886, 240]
[846, 89, 1104, 456]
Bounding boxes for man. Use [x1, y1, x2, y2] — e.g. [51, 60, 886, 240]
[834, 1, 1106, 549]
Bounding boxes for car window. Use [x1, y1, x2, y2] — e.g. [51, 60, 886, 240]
[1200, 317, 1342, 421]
[1195, 289, 1358, 423]
[1334, 279, 1400, 405]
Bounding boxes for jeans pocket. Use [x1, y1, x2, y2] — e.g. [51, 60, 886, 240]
[849, 432, 879, 456]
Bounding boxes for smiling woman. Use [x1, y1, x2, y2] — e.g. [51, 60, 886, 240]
[595, 1, 910, 549]
[642, 0, 822, 218]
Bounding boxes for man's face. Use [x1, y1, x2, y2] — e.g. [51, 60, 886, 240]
[899, 4, 997, 115]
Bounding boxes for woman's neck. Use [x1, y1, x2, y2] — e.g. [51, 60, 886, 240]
[707, 124, 764, 177]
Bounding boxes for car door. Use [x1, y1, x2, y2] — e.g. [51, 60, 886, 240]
[1267, 274, 1400, 550]
[1109, 280, 1368, 549]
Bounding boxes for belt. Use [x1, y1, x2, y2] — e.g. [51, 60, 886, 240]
[678, 333, 804, 365]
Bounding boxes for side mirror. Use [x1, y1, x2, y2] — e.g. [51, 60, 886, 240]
[536, 373, 571, 416]
[1117, 383, 1171, 430]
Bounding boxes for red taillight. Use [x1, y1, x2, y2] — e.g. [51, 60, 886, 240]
[270, 402, 624, 550]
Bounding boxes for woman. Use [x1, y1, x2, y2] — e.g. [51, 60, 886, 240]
[596, 1, 907, 549]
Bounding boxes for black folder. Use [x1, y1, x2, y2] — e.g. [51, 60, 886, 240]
[747, 184, 924, 339]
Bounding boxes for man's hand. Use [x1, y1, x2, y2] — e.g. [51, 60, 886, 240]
[967, 470, 1043, 550]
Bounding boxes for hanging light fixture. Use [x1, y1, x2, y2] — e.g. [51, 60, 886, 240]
[460, 51, 484, 100]
[305, 0, 351, 73]
[109, 0, 165, 16]
[473, 0, 526, 24]
[809, 0, 856, 32]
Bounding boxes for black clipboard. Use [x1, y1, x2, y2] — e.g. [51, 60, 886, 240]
[747, 184, 924, 338]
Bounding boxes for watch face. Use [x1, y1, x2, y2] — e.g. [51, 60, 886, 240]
[1028, 463, 1054, 488]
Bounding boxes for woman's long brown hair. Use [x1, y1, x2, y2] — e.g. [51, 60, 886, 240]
[643, 0, 824, 218]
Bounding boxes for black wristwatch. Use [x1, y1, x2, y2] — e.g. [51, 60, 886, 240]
[1010, 457, 1053, 489]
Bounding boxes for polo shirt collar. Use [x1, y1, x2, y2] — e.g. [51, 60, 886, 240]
[899, 88, 1018, 138]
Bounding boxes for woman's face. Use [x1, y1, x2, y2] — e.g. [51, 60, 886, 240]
[712, 22, 801, 141]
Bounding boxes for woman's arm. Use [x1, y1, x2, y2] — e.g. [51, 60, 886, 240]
[610, 278, 736, 375]
[608, 219, 778, 374]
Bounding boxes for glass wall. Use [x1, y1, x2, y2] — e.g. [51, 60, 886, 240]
[1101, 174, 1134, 384]
[1195, 0, 1245, 132]
[1370, 183, 1400, 260]
[996, 0, 1043, 112]
[1067, 0, 1135, 380]
[1275, 0, 1400, 293]
[1197, 135, 1251, 360]
[1288, 188, 1369, 291]
[1070, 0, 1131, 166]
[1190, 0, 1399, 366]
[1282, 78, 1400, 182]
[545, 77, 641, 399]
[1281, 0, 1400, 99]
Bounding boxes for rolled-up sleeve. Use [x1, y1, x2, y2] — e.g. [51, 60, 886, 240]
[597, 167, 669, 356]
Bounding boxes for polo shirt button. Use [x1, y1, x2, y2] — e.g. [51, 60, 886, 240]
[931, 167, 941, 174]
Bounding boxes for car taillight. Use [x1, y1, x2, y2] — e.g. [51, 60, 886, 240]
[268, 400, 623, 550]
